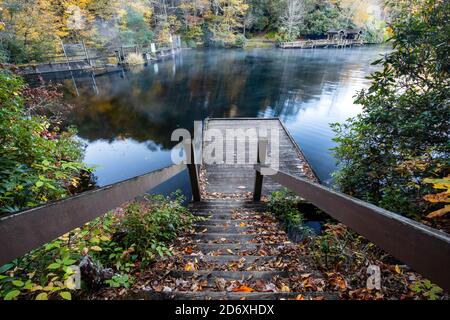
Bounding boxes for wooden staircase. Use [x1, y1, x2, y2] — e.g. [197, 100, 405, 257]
[135, 199, 337, 300]
[4, 117, 449, 298]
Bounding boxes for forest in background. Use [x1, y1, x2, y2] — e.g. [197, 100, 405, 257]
[0, 0, 388, 64]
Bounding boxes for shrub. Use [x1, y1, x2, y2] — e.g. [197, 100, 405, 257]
[107, 57, 119, 65]
[183, 25, 204, 42]
[0, 192, 196, 299]
[120, 194, 195, 265]
[0, 45, 10, 63]
[331, 0, 450, 219]
[124, 53, 145, 65]
[269, 188, 304, 227]
[0, 71, 91, 212]
[362, 19, 388, 44]
[308, 224, 366, 271]
[410, 279, 443, 300]
[265, 31, 279, 40]
[186, 40, 197, 48]
[268, 188, 313, 241]
[234, 34, 247, 48]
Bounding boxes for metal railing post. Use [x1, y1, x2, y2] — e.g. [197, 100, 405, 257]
[253, 138, 268, 202]
[185, 140, 201, 202]
[82, 40, 92, 66]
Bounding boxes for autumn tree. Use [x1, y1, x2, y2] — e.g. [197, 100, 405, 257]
[279, 0, 306, 40]
[178, 0, 211, 42]
[208, 0, 249, 46]
[0, 0, 61, 63]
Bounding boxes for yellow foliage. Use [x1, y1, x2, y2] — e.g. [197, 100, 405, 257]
[423, 176, 450, 218]
[124, 53, 145, 65]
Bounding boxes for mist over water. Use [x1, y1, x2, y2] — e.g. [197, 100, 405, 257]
[42, 47, 387, 189]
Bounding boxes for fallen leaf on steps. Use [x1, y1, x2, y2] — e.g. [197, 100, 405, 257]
[280, 284, 290, 292]
[215, 278, 227, 291]
[233, 285, 254, 292]
[184, 262, 196, 271]
[175, 279, 189, 287]
[264, 283, 277, 292]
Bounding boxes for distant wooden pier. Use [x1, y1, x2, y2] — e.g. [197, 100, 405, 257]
[280, 28, 365, 49]
[279, 38, 365, 49]
[17, 35, 182, 75]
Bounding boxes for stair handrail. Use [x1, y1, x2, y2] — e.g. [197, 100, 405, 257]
[253, 142, 450, 292]
[0, 163, 185, 266]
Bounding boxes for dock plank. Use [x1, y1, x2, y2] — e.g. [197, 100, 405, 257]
[201, 118, 317, 197]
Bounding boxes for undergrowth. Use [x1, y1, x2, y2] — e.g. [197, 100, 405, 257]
[0, 192, 196, 300]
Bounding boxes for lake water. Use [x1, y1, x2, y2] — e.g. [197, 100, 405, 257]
[51, 47, 387, 192]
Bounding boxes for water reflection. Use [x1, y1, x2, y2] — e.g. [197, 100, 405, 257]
[37, 47, 387, 187]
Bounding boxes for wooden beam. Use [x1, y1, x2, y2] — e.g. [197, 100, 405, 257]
[0, 164, 185, 265]
[253, 139, 268, 202]
[256, 167, 450, 292]
[185, 140, 201, 202]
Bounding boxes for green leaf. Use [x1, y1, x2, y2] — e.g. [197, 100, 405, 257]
[59, 291, 71, 300]
[47, 263, 61, 270]
[45, 242, 60, 251]
[35, 181, 44, 188]
[35, 292, 48, 300]
[4, 290, 21, 300]
[0, 263, 15, 274]
[62, 258, 77, 266]
[23, 280, 33, 290]
[12, 280, 24, 287]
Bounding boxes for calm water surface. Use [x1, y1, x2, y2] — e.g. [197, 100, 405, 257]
[50, 47, 387, 190]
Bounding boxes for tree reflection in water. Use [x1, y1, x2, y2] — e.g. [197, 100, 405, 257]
[32, 47, 388, 187]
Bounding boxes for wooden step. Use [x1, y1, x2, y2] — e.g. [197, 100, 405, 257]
[195, 243, 289, 253]
[193, 233, 256, 242]
[169, 270, 288, 282]
[195, 219, 261, 226]
[192, 213, 260, 220]
[193, 225, 251, 233]
[183, 255, 280, 265]
[190, 208, 266, 215]
[188, 199, 265, 208]
[131, 291, 338, 300]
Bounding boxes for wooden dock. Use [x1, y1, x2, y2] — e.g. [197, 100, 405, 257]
[17, 38, 182, 76]
[201, 118, 317, 198]
[279, 39, 364, 49]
